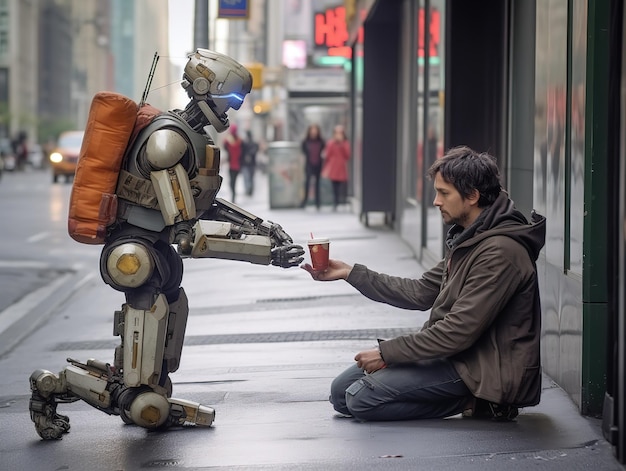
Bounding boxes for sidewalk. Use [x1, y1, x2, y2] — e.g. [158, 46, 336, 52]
[173, 172, 622, 470]
[2, 172, 623, 470]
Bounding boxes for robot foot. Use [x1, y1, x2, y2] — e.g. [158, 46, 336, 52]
[166, 398, 215, 428]
[118, 388, 215, 429]
[29, 392, 72, 440]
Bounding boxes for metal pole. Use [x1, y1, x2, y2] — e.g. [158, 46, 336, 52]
[194, 0, 209, 49]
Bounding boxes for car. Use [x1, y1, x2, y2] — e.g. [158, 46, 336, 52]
[49, 130, 84, 183]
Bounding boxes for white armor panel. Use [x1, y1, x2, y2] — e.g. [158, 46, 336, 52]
[145, 129, 187, 169]
[168, 398, 215, 426]
[129, 391, 169, 428]
[190, 220, 271, 265]
[64, 365, 112, 408]
[151, 164, 197, 225]
[106, 242, 154, 288]
[122, 294, 169, 389]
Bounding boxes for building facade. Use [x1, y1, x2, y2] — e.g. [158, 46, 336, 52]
[0, 0, 170, 149]
[345, 0, 624, 463]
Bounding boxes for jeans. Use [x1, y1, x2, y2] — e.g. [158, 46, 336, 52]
[330, 359, 471, 421]
[241, 165, 255, 196]
[228, 169, 240, 202]
[302, 164, 322, 208]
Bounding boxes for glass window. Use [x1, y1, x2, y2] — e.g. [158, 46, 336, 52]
[424, 0, 445, 258]
[398, 0, 421, 254]
[568, 0, 587, 275]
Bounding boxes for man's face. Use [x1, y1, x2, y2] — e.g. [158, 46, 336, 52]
[433, 173, 474, 227]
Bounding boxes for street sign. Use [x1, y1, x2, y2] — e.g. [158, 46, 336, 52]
[218, 0, 249, 19]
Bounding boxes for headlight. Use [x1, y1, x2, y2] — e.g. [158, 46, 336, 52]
[49, 152, 63, 163]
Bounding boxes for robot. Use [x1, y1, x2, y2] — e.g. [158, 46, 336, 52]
[28, 49, 305, 440]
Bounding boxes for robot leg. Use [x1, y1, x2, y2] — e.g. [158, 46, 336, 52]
[162, 288, 215, 427]
[107, 239, 214, 427]
[29, 289, 213, 440]
[28, 357, 185, 439]
[29, 240, 213, 440]
[29, 358, 122, 440]
[163, 287, 189, 373]
[113, 289, 215, 429]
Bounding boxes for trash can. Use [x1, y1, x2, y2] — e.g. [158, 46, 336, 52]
[267, 141, 304, 209]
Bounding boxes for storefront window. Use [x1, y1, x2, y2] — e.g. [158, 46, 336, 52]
[569, 0, 586, 275]
[399, 0, 421, 254]
[423, 0, 445, 259]
[415, 0, 425, 248]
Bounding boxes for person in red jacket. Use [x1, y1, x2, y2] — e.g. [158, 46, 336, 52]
[223, 123, 243, 203]
[322, 125, 350, 210]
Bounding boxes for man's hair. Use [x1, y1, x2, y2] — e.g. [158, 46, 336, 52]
[427, 146, 502, 207]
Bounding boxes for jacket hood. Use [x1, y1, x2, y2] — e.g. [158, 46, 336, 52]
[447, 191, 546, 261]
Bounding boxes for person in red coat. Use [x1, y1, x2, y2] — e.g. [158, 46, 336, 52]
[322, 125, 350, 210]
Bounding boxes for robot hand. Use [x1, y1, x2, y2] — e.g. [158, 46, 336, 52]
[267, 220, 304, 267]
[271, 244, 305, 268]
[268, 221, 294, 245]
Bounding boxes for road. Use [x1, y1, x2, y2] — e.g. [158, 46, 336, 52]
[0, 169, 101, 354]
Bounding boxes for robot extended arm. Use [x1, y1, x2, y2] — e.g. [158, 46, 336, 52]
[189, 198, 304, 268]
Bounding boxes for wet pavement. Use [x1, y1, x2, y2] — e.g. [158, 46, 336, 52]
[0, 174, 623, 470]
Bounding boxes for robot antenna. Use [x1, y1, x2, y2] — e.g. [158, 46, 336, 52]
[139, 52, 160, 107]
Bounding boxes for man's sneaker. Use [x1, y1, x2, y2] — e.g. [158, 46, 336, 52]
[462, 398, 519, 422]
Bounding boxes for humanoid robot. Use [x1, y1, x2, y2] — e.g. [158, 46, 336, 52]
[28, 49, 305, 440]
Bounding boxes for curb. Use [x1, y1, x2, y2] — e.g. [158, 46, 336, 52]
[0, 268, 95, 359]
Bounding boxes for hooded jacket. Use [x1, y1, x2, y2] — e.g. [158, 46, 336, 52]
[346, 192, 546, 406]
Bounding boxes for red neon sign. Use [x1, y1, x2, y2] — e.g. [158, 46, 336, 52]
[418, 8, 440, 57]
[315, 6, 349, 48]
[314, 6, 441, 59]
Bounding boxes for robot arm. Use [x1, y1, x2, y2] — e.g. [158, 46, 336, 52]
[138, 128, 197, 253]
[189, 198, 304, 267]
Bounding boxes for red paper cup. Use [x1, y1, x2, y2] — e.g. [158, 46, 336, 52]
[307, 238, 330, 271]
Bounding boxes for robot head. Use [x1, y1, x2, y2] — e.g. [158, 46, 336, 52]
[181, 49, 252, 133]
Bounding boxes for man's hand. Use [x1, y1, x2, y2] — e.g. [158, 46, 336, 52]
[300, 259, 353, 281]
[271, 244, 305, 268]
[355, 348, 386, 374]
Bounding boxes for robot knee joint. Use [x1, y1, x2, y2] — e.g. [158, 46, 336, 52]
[30, 369, 63, 396]
[105, 242, 154, 289]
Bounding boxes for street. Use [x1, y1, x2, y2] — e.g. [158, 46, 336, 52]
[0, 169, 623, 470]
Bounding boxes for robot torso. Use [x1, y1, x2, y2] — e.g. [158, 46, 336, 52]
[115, 111, 223, 235]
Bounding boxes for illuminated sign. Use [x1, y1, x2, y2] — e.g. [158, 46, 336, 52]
[418, 8, 440, 57]
[315, 6, 349, 48]
[218, 0, 249, 19]
[314, 6, 441, 60]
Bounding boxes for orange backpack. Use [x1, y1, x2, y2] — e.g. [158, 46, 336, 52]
[67, 92, 138, 244]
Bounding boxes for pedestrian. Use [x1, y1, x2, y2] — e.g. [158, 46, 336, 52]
[301, 145, 546, 422]
[322, 125, 350, 210]
[241, 130, 259, 197]
[223, 123, 243, 203]
[300, 124, 325, 209]
[12, 131, 28, 171]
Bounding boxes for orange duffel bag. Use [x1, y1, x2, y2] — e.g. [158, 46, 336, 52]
[68, 92, 138, 244]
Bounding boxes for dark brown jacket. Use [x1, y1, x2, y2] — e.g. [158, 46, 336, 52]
[347, 192, 546, 406]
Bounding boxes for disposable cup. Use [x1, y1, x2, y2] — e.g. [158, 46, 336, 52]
[307, 237, 330, 271]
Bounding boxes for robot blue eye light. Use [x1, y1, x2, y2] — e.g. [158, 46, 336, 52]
[220, 93, 244, 103]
